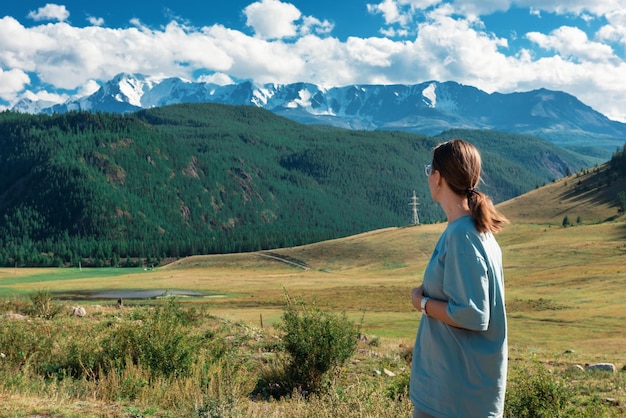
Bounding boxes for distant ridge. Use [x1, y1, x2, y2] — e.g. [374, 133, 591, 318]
[12, 73, 626, 156]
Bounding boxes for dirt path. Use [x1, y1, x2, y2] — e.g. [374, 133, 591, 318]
[258, 252, 310, 270]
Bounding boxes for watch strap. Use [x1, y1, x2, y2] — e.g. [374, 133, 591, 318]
[421, 297, 430, 316]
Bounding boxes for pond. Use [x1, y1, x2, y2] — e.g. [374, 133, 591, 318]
[52, 289, 207, 301]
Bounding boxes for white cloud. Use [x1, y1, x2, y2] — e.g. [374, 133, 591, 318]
[27, 4, 70, 22]
[380, 27, 410, 37]
[75, 79, 101, 98]
[20, 88, 68, 104]
[580, 13, 594, 23]
[289, 35, 355, 85]
[368, 0, 410, 26]
[87, 16, 105, 27]
[402, 9, 511, 86]
[197, 72, 235, 85]
[0, 17, 57, 70]
[244, 0, 301, 39]
[204, 24, 306, 83]
[597, 8, 626, 53]
[129, 18, 149, 30]
[452, 0, 623, 16]
[0, 68, 30, 96]
[301, 16, 334, 36]
[1, 1, 626, 122]
[243, 0, 333, 39]
[527, 26, 618, 62]
[0, 20, 235, 92]
[367, 0, 443, 35]
[345, 36, 405, 67]
[511, 56, 626, 122]
[365, 0, 624, 22]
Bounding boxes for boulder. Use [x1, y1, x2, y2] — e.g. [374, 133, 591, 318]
[567, 364, 585, 373]
[4, 313, 26, 320]
[72, 306, 86, 317]
[586, 363, 616, 373]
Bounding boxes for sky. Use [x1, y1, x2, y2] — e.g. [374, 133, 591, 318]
[1, 1, 626, 122]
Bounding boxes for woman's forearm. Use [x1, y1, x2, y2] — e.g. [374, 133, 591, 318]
[412, 286, 464, 328]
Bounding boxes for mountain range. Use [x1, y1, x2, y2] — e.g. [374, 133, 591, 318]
[13, 73, 626, 157]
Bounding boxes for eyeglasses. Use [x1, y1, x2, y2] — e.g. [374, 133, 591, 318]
[424, 164, 432, 177]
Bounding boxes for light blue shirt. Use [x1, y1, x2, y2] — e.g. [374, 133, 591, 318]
[410, 215, 507, 417]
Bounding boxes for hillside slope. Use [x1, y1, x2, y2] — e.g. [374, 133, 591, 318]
[498, 163, 624, 225]
[166, 151, 626, 275]
[0, 103, 609, 266]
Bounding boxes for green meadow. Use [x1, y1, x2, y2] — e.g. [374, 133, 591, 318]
[0, 168, 625, 416]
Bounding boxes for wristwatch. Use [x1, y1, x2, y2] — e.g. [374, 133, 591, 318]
[421, 297, 430, 316]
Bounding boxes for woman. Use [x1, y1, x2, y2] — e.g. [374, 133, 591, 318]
[410, 139, 508, 417]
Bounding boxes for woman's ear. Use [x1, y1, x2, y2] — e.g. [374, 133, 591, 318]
[433, 170, 443, 190]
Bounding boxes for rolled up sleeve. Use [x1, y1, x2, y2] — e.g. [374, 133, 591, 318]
[443, 242, 490, 331]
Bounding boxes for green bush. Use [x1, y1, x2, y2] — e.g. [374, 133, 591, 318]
[269, 294, 360, 397]
[386, 370, 410, 400]
[98, 299, 200, 378]
[506, 361, 570, 417]
[0, 319, 52, 368]
[27, 289, 64, 319]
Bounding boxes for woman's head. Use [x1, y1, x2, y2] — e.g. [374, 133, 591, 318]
[430, 139, 508, 233]
[431, 139, 481, 197]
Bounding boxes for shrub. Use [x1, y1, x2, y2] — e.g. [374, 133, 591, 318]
[618, 191, 626, 214]
[505, 361, 570, 417]
[268, 293, 360, 397]
[195, 356, 252, 418]
[386, 370, 410, 400]
[0, 319, 52, 368]
[27, 289, 64, 319]
[98, 299, 199, 378]
[0, 295, 31, 314]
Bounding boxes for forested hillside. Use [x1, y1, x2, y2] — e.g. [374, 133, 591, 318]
[0, 103, 600, 266]
[609, 143, 626, 176]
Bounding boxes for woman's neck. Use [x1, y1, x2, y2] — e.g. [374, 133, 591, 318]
[441, 197, 470, 223]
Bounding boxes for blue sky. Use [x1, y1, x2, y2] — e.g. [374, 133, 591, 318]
[1, 1, 626, 122]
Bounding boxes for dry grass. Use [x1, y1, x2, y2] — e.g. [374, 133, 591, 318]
[1, 217, 623, 359]
[498, 166, 622, 225]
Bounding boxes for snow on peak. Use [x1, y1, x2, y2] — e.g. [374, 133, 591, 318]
[286, 89, 312, 109]
[114, 74, 167, 107]
[251, 86, 275, 107]
[422, 83, 437, 108]
[117, 78, 143, 107]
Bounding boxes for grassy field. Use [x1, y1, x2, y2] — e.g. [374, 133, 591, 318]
[1, 219, 623, 353]
[0, 168, 624, 416]
[1, 168, 624, 349]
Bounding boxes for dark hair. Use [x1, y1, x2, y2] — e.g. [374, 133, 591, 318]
[431, 139, 508, 233]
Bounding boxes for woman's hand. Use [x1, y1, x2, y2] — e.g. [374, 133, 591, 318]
[411, 285, 424, 311]
[412, 285, 465, 328]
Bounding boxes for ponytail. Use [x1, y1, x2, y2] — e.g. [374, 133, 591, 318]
[467, 190, 508, 233]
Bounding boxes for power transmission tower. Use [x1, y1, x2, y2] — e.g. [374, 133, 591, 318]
[410, 190, 420, 225]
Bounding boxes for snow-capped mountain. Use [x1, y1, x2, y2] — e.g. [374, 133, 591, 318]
[15, 73, 626, 152]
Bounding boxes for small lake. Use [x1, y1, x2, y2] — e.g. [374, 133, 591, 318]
[53, 289, 206, 301]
